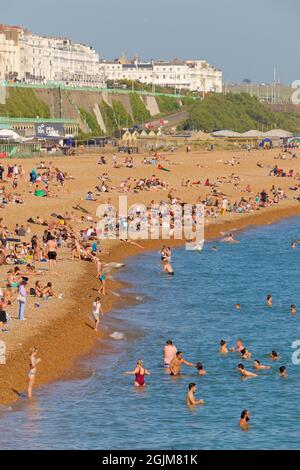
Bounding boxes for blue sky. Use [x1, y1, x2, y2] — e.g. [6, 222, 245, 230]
[2, 0, 299, 83]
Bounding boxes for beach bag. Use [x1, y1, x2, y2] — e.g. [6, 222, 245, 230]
[17, 293, 26, 303]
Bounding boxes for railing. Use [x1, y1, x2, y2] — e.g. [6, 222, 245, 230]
[1, 80, 198, 100]
[0, 116, 77, 124]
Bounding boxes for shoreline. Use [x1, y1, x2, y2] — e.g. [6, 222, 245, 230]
[1, 200, 299, 406]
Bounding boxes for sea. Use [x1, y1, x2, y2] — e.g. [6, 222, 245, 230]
[0, 217, 300, 450]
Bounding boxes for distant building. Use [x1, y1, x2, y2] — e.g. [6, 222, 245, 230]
[0, 25, 105, 87]
[0, 25, 21, 81]
[100, 59, 222, 93]
[0, 24, 222, 93]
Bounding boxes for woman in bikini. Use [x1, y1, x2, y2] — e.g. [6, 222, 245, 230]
[28, 346, 41, 399]
[125, 359, 150, 387]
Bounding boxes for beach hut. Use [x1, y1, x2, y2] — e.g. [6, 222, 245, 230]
[241, 130, 265, 138]
[264, 129, 292, 138]
[211, 130, 242, 138]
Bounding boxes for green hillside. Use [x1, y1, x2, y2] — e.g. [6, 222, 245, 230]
[183, 93, 300, 133]
[0, 88, 50, 118]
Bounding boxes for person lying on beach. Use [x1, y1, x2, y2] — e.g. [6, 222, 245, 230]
[7, 269, 19, 288]
[186, 383, 205, 406]
[239, 410, 250, 430]
[120, 239, 144, 249]
[253, 360, 270, 371]
[237, 364, 257, 378]
[169, 351, 195, 376]
[196, 362, 207, 376]
[125, 359, 150, 387]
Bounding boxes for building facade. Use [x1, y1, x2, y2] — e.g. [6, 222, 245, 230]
[0, 25, 21, 81]
[0, 24, 222, 92]
[100, 60, 222, 93]
[0, 25, 104, 87]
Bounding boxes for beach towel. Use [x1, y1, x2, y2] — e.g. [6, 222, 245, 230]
[35, 189, 46, 197]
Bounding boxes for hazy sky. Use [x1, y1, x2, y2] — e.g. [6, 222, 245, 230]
[2, 0, 299, 83]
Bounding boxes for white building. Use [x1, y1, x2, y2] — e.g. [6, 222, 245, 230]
[0, 24, 222, 92]
[100, 60, 222, 93]
[0, 25, 105, 87]
[0, 25, 21, 81]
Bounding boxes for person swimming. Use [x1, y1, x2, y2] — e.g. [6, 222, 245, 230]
[240, 348, 251, 360]
[196, 362, 207, 376]
[221, 233, 240, 244]
[239, 409, 250, 430]
[267, 294, 273, 307]
[253, 360, 270, 371]
[186, 383, 205, 406]
[219, 339, 229, 354]
[237, 363, 257, 378]
[235, 303, 241, 310]
[270, 350, 279, 360]
[290, 305, 297, 315]
[279, 366, 287, 378]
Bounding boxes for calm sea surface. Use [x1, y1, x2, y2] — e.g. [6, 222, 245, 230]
[0, 217, 300, 450]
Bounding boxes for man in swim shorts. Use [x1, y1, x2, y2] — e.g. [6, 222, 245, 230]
[169, 351, 195, 376]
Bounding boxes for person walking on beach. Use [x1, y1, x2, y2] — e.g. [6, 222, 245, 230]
[28, 346, 41, 399]
[169, 351, 195, 376]
[47, 236, 58, 273]
[186, 383, 204, 406]
[125, 360, 150, 387]
[163, 340, 177, 368]
[91, 297, 103, 332]
[17, 280, 28, 321]
[98, 269, 107, 296]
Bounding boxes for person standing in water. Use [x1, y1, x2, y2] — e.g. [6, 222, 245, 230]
[169, 351, 195, 376]
[239, 410, 250, 430]
[163, 340, 177, 368]
[186, 383, 205, 406]
[125, 360, 150, 387]
[28, 346, 41, 399]
[160, 246, 174, 276]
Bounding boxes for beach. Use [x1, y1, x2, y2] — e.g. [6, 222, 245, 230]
[0, 146, 300, 404]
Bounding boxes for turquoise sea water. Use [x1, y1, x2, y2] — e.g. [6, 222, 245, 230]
[0, 217, 300, 450]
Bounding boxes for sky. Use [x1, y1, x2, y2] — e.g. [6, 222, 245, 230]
[1, 0, 299, 84]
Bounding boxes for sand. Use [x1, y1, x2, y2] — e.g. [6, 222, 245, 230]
[0, 146, 299, 404]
